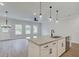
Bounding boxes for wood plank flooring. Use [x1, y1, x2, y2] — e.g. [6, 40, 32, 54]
[62, 43, 79, 57]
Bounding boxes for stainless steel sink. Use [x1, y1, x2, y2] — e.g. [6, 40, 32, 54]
[52, 36, 61, 38]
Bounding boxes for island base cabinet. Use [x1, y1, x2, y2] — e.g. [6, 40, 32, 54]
[50, 41, 58, 57]
[58, 39, 65, 56]
[28, 42, 40, 57]
[28, 38, 66, 57]
[40, 43, 51, 57]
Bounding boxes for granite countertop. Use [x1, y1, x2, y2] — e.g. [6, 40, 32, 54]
[27, 36, 65, 46]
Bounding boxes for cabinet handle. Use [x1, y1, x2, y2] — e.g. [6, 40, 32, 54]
[44, 45, 48, 48]
[49, 48, 52, 54]
[53, 43, 56, 45]
[62, 43, 63, 47]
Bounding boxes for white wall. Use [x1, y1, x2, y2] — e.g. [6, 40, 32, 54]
[0, 16, 41, 40]
[41, 14, 79, 42]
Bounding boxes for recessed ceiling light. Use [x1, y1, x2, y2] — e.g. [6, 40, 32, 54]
[0, 2, 4, 6]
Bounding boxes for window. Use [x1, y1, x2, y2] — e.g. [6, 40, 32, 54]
[2, 28, 9, 32]
[26, 37, 31, 39]
[25, 25, 31, 34]
[33, 36, 37, 38]
[15, 25, 22, 35]
[33, 25, 38, 34]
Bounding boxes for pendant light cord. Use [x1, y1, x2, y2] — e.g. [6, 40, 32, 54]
[56, 10, 58, 20]
[50, 6, 52, 18]
[40, 2, 42, 15]
[5, 10, 8, 25]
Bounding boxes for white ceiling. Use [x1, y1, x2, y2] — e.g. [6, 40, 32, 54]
[0, 2, 79, 22]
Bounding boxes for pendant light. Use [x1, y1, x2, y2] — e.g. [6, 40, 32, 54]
[33, 10, 38, 21]
[49, 6, 52, 21]
[56, 10, 59, 23]
[1, 10, 11, 28]
[39, 2, 42, 18]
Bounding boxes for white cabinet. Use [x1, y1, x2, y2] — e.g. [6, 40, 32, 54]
[28, 41, 40, 57]
[40, 41, 57, 57]
[40, 43, 51, 57]
[58, 39, 65, 56]
[50, 41, 58, 57]
[28, 38, 66, 57]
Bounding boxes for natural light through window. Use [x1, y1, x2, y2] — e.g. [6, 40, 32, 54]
[15, 25, 22, 35]
[33, 25, 38, 34]
[26, 37, 31, 39]
[25, 25, 31, 34]
[33, 36, 37, 38]
[2, 28, 9, 32]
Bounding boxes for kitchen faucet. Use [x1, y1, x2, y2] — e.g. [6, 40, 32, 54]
[51, 29, 55, 38]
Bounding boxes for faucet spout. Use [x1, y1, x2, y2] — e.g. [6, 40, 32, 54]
[51, 29, 55, 38]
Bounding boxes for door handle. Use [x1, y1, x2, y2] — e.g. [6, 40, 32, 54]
[62, 43, 63, 47]
[53, 43, 56, 45]
[44, 45, 48, 48]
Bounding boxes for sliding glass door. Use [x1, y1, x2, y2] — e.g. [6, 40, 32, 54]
[33, 25, 38, 39]
[25, 25, 38, 39]
[25, 25, 31, 39]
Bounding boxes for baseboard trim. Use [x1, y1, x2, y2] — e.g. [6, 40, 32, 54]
[71, 40, 79, 44]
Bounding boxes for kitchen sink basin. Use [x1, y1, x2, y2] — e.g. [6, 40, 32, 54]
[52, 36, 61, 38]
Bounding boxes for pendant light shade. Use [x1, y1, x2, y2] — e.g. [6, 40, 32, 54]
[49, 17, 52, 21]
[1, 10, 11, 28]
[39, 13, 42, 18]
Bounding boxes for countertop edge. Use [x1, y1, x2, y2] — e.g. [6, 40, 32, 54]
[27, 37, 65, 46]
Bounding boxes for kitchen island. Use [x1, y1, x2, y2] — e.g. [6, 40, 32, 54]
[28, 36, 66, 57]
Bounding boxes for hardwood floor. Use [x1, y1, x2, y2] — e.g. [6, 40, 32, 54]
[0, 39, 79, 57]
[62, 43, 79, 57]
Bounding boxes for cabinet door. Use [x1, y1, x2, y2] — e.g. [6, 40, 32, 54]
[58, 39, 65, 56]
[40, 43, 51, 57]
[40, 41, 58, 57]
[50, 41, 57, 57]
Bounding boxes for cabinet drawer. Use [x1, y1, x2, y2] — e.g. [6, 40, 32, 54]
[51, 41, 57, 46]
